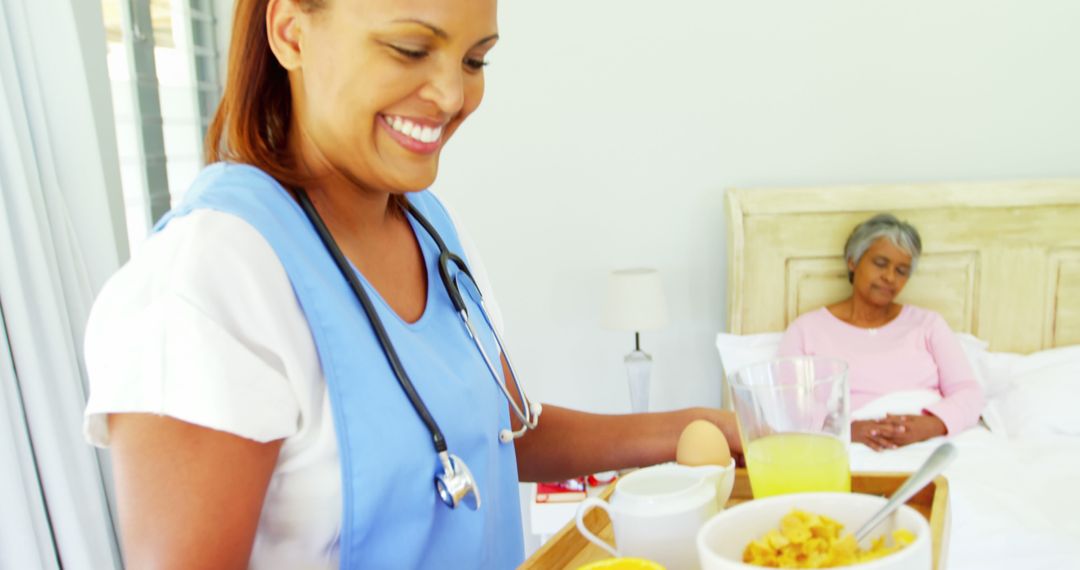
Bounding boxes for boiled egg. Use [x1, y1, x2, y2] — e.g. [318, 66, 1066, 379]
[676, 419, 732, 467]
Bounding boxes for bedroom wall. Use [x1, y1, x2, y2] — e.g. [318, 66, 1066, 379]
[432, 0, 1080, 415]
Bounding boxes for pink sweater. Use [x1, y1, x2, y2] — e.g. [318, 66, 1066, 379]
[778, 305, 985, 434]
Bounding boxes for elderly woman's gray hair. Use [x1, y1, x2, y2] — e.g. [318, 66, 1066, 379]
[844, 214, 922, 283]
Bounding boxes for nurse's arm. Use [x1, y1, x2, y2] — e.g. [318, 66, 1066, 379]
[503, 356, 740, 483]
[107, 413, 283, 569]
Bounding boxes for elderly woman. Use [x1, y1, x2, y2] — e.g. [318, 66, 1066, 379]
[778, 214, 985, 451]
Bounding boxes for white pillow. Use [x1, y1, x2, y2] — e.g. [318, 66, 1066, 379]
[954, 333, 1011, 434]
[955, 334, 1021, 399]
[715, 332, 782, 408]
[715, 332, 782, 379]
[992, 344, 1080, 437]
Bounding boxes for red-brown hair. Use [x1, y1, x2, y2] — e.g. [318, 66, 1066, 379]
[205, 0, 324, 190]
[207, 0, 412, 212]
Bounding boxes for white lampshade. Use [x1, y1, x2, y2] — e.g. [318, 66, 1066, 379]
[601, 268, 669, 332]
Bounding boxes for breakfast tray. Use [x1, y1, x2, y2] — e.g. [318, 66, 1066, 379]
[519, 469, 950, 570]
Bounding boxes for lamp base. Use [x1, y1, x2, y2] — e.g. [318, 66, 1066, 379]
[624, 350, 652, 413]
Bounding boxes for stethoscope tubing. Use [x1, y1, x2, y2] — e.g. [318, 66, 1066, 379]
[463, 293, 540, 437]
[296, 190, 540, 457]
[296, 190, 450, 454]
[404, 201, 540, 435]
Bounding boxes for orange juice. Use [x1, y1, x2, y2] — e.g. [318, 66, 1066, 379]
[744, 433, 851, 498]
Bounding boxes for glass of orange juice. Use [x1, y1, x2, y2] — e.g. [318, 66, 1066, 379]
[729, 356, 851, 498]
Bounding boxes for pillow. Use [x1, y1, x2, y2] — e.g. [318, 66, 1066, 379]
[715, 332, 782, 408]
[954, 333, 1011, 434]
[955, 333, 1021, 399]
[715, 332, 782, 379]
[992, 344, 1080, 437]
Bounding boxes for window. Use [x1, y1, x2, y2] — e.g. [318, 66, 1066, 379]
[100, 0, 222, 252]
[0, 1, 226, 566]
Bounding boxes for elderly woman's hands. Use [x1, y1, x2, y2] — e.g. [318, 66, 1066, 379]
[852, 419, 897, 451]
[879, 414, 947, 446]
[853, 414, 947, 451]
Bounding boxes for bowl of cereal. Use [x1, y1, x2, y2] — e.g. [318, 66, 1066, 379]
[696, 492, 931, 569]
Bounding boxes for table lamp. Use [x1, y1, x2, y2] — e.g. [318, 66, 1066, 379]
[601, 268, 669, 413]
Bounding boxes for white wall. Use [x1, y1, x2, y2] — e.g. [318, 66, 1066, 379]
[432, 0, 1080, 415]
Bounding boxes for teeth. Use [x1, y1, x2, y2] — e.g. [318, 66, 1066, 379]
[385, 114, 442, 144]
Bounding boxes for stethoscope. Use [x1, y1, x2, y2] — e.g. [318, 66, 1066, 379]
[296, 190, 541, 511]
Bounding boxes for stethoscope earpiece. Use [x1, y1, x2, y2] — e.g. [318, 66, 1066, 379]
[501, 399, 544, 442]
[498, 402, 543, 443]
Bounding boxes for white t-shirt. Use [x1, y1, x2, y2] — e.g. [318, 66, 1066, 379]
[83, 204, 504, 569]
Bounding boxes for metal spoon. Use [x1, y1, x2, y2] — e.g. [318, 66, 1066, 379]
[853, 442, 958, 543]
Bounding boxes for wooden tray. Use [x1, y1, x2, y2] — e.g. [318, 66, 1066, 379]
[520, 470, 950, 569]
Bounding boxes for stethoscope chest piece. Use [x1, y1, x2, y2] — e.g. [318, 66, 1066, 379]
[435, 451, 480, 510]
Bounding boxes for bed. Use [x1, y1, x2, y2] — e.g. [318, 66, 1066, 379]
[717, 181, 1080, 570]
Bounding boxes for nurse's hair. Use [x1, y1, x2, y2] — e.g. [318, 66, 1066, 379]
[205, 0, 408, 209]
[205, 0, 321, 190]
[843, 213, 922, 283]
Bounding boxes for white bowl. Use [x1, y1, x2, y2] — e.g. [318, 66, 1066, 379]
[696, 492, 932, 570]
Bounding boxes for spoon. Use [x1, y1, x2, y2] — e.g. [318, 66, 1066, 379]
[853, 442, 958, 543]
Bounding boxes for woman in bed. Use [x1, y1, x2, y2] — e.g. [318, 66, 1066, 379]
[778, 213, 985, 451]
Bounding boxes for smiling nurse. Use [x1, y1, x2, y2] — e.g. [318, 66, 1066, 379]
[81, 0, 740, 568]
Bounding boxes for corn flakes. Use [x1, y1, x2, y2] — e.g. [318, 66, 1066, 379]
[743, 509, 915, 568]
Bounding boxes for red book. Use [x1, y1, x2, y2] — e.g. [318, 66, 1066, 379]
[535, 477, 587, 503]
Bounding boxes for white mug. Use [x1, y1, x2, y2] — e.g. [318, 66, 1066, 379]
[575, 462, 734, 570]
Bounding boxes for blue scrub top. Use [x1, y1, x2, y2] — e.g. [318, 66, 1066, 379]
[156, 163, 525, 569]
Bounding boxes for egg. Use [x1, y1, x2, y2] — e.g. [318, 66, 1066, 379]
[676, 419, 732, 467]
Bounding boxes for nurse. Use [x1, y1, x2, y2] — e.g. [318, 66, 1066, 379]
[82, 0, 739, 567]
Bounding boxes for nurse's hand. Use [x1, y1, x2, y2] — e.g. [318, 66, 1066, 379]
[108, 413, 283, 569]
[512, 403, 743, 482]
[503, 354, 742, 481]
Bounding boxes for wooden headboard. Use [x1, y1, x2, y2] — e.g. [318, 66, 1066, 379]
[726, 180, 1080, 354]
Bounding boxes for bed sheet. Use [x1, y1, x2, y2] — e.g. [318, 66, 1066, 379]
[850, 427, 1080, 570]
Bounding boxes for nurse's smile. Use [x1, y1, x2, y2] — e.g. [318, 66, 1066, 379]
[379, 113, 445, 155]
